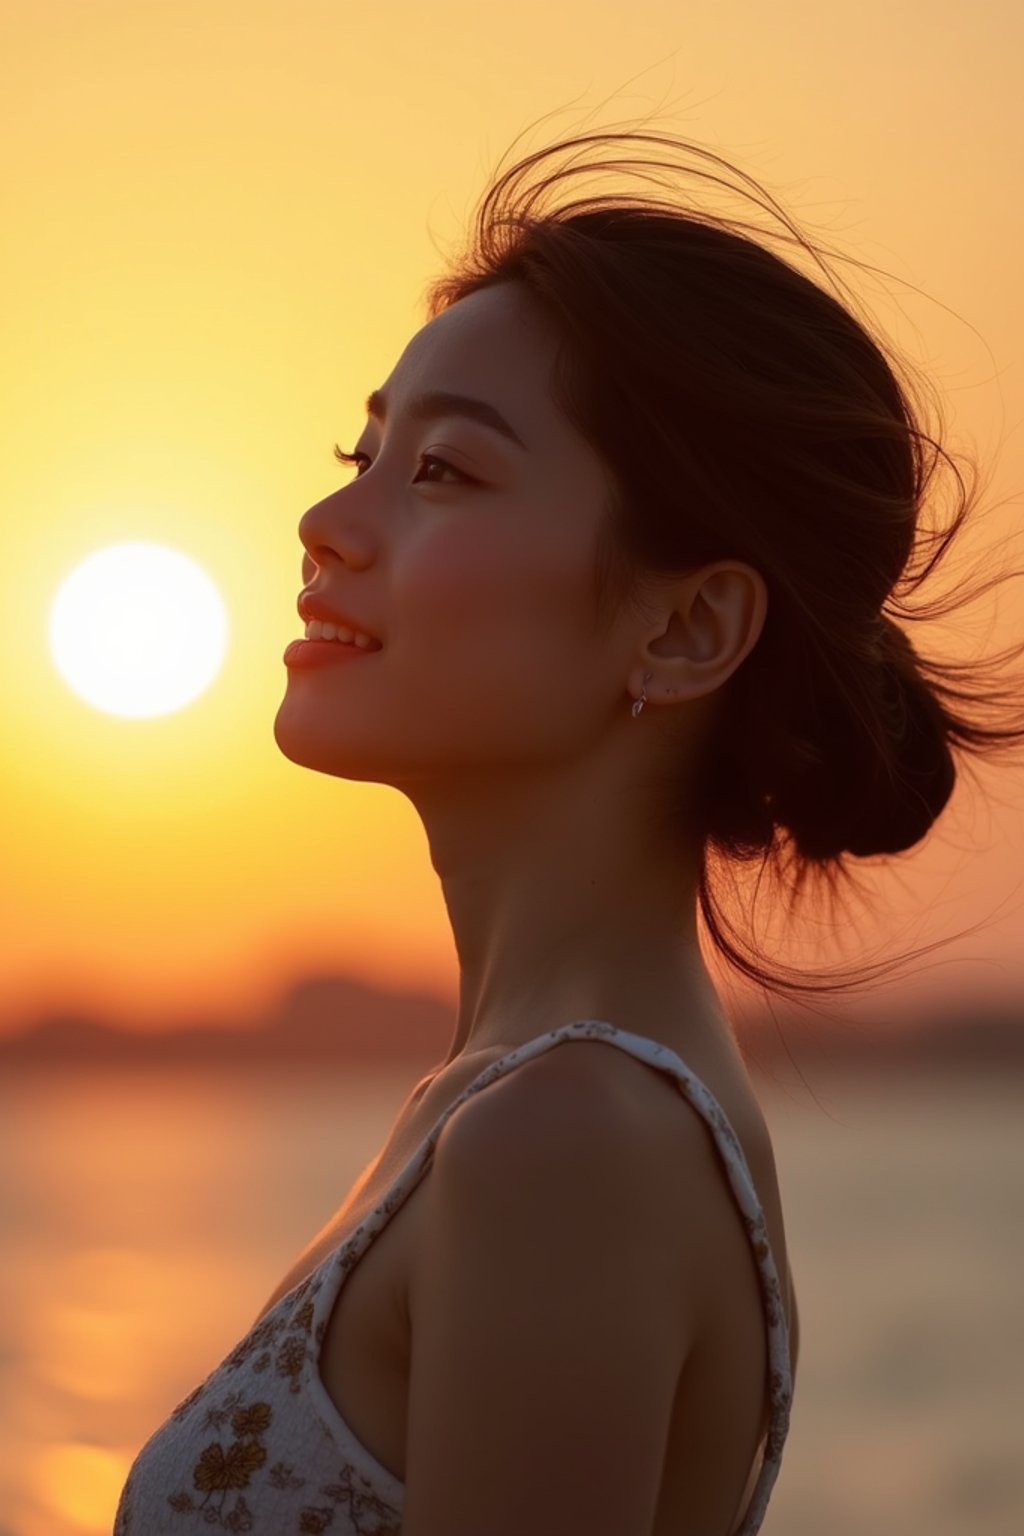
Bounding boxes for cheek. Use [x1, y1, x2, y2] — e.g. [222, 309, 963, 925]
[396, 528, 590, 697]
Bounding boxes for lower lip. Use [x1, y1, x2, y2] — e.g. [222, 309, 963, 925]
[283, 639, 381, 669]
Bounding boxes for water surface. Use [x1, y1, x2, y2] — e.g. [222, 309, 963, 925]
[2, 1061, 1021, 1535]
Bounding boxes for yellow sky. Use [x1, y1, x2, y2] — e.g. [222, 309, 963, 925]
[2, 0, 1022, 1036]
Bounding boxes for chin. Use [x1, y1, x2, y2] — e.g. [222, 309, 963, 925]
[271, 709, 388, 786]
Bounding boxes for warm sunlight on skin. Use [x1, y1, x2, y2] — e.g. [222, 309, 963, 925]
[47, 543, 229, 719]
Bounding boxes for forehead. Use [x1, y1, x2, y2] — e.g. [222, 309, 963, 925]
[380, 283, 562, 447]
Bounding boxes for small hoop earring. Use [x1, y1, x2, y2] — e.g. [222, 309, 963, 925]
[631, 671, 653, 719]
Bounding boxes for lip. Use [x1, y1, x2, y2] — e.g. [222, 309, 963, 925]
[296, 590, 382, 647]
[283, 638, 380, 670]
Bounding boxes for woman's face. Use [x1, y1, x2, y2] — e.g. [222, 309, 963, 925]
[274, 281, 635, 792]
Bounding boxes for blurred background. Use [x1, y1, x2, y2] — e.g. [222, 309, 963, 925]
[2, 2, 1023, 1532]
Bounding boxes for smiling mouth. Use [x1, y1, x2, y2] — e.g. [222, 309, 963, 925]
[302, 620, 382, 651]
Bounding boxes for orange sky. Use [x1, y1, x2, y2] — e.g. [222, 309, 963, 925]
[2, 0, 1022, 1038]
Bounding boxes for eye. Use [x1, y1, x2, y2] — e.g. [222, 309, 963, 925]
[331, 445, 469, 486]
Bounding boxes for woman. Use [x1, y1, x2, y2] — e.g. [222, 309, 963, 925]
[115, 120, 1023, 1536]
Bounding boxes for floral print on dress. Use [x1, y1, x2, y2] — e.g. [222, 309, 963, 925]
[165, 1390, 274, 1528]
[113, 1018, 793, 1535]
[114, 1259, 404, 1535]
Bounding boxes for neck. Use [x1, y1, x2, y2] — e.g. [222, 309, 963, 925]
[405, 759, 728, 1070]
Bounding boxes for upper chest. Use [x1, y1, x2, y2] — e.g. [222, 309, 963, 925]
[254, 1052, 508, 1324]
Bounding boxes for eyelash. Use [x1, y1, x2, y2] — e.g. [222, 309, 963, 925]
[331, 445, 468, 486]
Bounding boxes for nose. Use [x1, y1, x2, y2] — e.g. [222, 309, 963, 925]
[297, 485, 378, 583]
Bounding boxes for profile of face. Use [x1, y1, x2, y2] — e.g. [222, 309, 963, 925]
[274, 280, 649, 796]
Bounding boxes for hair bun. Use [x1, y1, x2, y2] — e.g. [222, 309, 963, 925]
[784, 619, 957, 860]
[856, 620, 956, 854]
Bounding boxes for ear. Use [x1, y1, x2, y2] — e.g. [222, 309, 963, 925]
[646, 562, 768, 700]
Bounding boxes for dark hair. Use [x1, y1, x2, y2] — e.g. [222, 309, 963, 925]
[420, 115, 1024, 1008]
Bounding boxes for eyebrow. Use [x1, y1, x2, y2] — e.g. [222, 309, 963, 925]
[364, 388, 527, 451]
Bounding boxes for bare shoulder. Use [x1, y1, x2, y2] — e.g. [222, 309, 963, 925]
[438, 1035, 801, 1395]
[434, 1036, 727, 1310]
[402, 1040, 732, 1532]
[441, 1032, 733, 1171]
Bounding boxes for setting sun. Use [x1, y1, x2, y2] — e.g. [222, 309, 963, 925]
[47, 542, 229, 720]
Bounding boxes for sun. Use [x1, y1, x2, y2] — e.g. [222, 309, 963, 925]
[48, 542, 229, 719]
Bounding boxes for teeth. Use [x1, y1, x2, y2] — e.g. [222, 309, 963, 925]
[304, 619, 377, 648]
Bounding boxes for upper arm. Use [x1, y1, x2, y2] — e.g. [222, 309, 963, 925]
[402, 1058, 702, 1536]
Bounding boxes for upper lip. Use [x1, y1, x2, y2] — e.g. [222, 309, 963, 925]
[297, 591, 383, 647]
